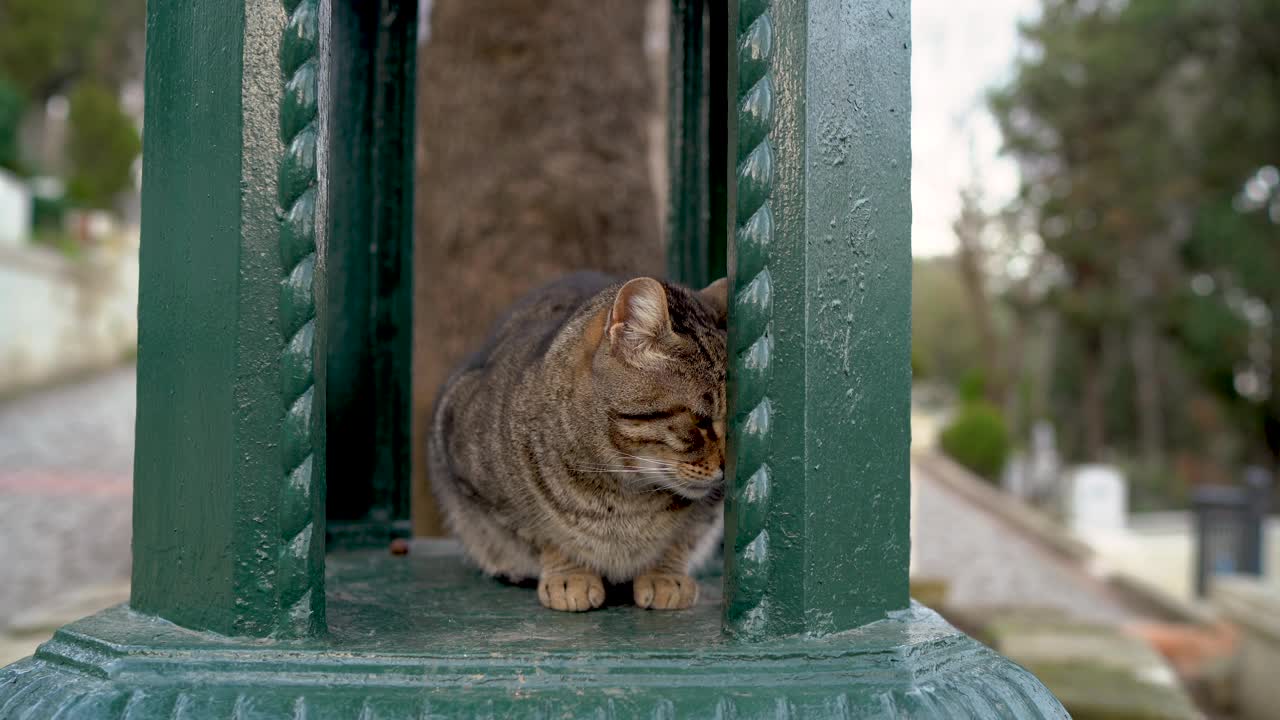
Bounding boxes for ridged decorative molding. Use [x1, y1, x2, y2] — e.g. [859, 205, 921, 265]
[726, 0, 777, 639]
[276, 0, 323, 637]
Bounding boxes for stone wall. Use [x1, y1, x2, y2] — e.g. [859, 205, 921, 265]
[0, 234, 138, 396]
[1212, 577, 1280, 720]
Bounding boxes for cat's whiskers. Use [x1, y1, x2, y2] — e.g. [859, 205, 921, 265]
[572, 467, 676, 474]
[641, 477, 699, 496]
[572, 458, 676, 472]
[610, 450, 678, 464]
[575, 451, 704, 497]
[630, 467, 696, 494]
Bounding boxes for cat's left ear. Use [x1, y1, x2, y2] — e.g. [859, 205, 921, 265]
[608, 277, 672, 349]
[699, 278, 728, 326]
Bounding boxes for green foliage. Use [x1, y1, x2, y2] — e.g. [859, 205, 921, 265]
[958, 369, 986, 406]
[990, 0, 1280, 476]
[0, 0, 146, 198]
[65, 82, 140, 208]
[0, 77, 22, 171]
[912, 257, 994, 386]
[1124, 461, 1190, 513]
[0, 0, 99, 100]
[940, 402, 1010, 481]
[0, 0, 145, 102]
[31, 228, 82, 260]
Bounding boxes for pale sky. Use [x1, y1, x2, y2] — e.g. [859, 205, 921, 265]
[912, 0, 1040, 256]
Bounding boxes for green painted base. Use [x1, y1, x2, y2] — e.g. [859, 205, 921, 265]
[0, 543, 1065, 718]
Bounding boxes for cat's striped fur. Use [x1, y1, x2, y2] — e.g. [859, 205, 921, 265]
[428, 272, 727, 611]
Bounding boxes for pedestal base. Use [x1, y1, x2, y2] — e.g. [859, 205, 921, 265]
[1, 543, 1065, 718]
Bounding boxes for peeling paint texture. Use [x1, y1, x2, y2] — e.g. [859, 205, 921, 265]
[724, 0, 912, 639]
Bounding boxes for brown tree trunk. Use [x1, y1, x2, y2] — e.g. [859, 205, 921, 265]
[1001, 304, 1030, 437]
[953, 190, 1002, 404]
[411, 0, 665, 535]
[1081, 329, 1108, 459]
[1266, 329, 1280, 467]
[1130, 308, 1165, 466]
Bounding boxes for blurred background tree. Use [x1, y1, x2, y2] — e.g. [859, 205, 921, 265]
[924, 0, 1280, 503]
[913, 255, 992, 388]
[0, 0, 145, 187]
[0, 0, 100, 103]
[0, 0, 145, 105]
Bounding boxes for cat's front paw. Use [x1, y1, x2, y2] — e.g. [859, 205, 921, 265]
[538, 573, 605, 612]
[633, 573, 699, 610]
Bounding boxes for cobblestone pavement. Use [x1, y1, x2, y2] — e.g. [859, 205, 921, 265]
[0, 366, 136, 629]
[912, 459, 1140, 625]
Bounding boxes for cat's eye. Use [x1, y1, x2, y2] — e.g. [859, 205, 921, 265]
[616, 408, 684, 422]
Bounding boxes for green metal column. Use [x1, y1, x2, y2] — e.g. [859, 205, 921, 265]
[667, 0, 731, 288]
[324, 0, 416, 548]
[666, 0, 710, 287]
[131, 0, 326, 638]
[724, 0, 913, 639]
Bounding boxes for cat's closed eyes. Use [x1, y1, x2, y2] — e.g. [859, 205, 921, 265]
[428, 272, 727, 612]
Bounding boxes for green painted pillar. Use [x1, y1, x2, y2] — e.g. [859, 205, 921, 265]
[130, 0, 326, 638]
[666, 0, 730, 288]
[666, 0, 711, 287]
[324, 0, 416, 548]
[724, 0, 912, 638]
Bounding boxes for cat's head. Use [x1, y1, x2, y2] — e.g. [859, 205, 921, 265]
[589, 277, 728, 500]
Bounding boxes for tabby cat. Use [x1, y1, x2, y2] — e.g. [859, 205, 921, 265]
[428, 272, 727, 612]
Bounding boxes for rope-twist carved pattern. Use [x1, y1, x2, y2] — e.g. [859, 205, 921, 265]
[276, 0, 321, 636]
[726, 0, 776, 638]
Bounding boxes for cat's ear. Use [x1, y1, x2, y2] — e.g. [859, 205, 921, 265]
[608, 277, 671, 351]
[699, 278, 728, 325]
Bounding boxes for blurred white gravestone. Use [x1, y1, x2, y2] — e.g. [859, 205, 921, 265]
[1068, 464, 1128, 534]
[1002, 452, 1030, 499]
[1001, 421, 1061, 503]
[1029, 421, 1061, 502]
[0, 169, 31, 248]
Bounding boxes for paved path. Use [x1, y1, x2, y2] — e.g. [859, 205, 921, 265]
[0, 366, 135, 629]
[912, 457, 1140, 624]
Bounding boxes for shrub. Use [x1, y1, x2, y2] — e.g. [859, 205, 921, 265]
[958, 368, 986, 405]
[940, 401, 1010, 481]
[66, 82, 141, 208]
